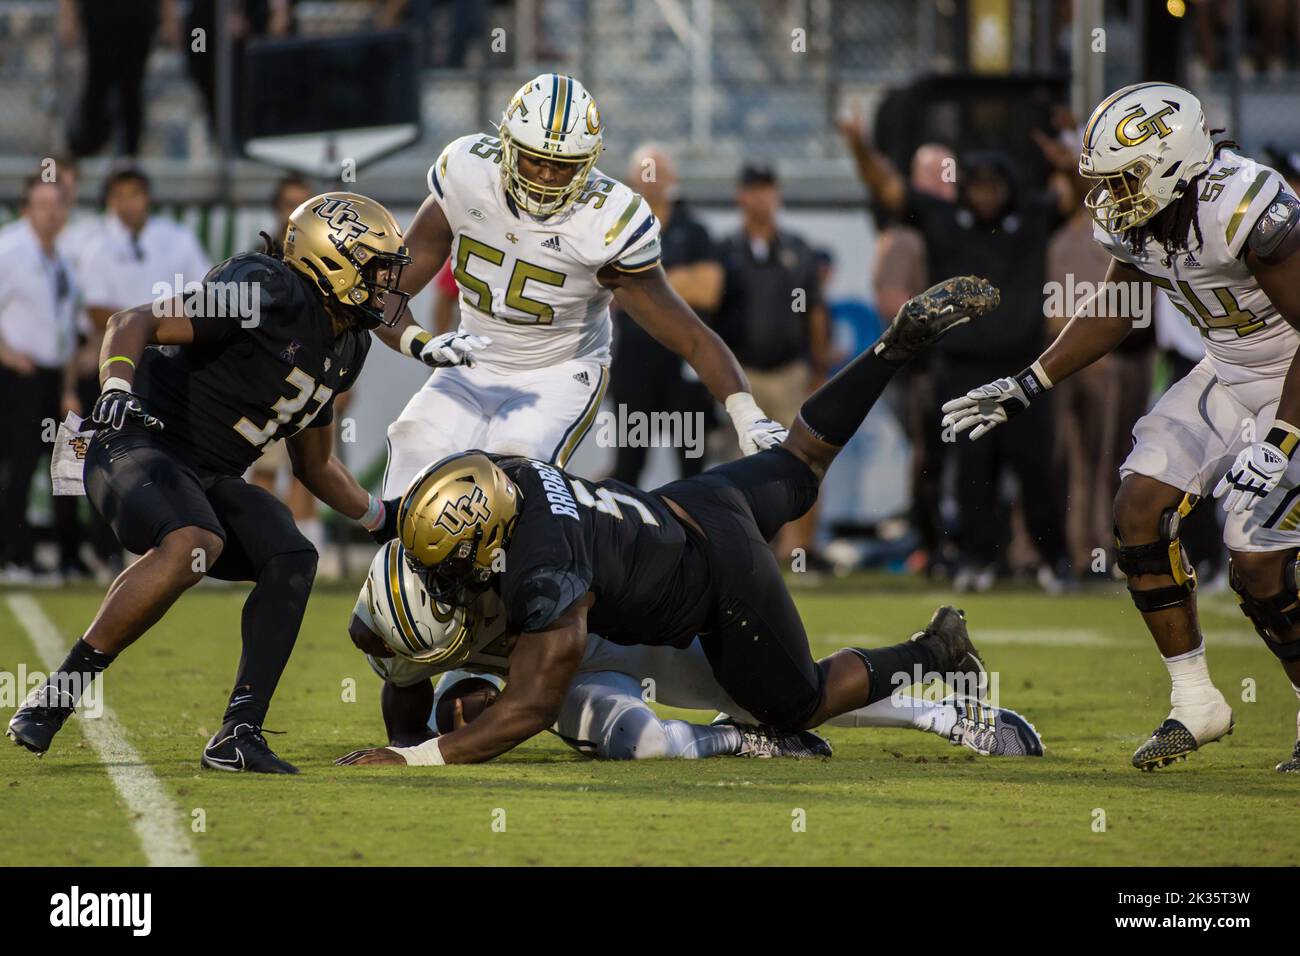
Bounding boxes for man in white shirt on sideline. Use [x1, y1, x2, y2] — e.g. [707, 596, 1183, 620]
[0, 178, 81, 582]
[78, 166, 210, 331]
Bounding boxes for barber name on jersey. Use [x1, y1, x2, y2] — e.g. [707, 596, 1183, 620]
[427, 133, 661, 370]
[1094, 150, 1300, 383]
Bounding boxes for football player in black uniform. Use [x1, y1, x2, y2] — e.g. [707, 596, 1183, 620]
[7, 192, 412, 773]
[339, 275, 1017, 767]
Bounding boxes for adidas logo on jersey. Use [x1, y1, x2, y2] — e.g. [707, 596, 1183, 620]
[1183, 253, 1201, 268]
[541, 236, 562, 252]
[573, 370, 590, 386]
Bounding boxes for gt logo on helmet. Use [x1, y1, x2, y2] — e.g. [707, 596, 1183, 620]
[1115, 105, 1176, 148]
[436, 486, 492, 535]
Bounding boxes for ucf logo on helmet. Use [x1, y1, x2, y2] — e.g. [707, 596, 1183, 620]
[1115, 104, 1176, 147]
[312, 198, 372, 243]
[436, 486, 493, 535]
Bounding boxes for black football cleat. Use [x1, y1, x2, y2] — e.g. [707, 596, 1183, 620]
[874, 276, 1001, 363]
[6, 682, 77, 756]
[910, 605, 986, 692]
[725, 721, 833, 759]
[1132, 715, 1234, 771]
[1276, 739, 1300, 774]
[201, 722, 300, 775]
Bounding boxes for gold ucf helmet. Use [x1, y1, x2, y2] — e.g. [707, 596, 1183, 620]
[283, 192, 412, 328]
[398, 452, 521, 606]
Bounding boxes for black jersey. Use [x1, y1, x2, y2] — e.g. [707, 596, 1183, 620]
[494, 457, 714, 647]
[133, 253, 371, 475]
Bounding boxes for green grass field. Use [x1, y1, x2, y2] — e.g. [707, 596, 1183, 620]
[0, 578, 1296, 866]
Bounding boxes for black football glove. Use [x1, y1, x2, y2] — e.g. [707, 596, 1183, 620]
[90, 388, 163, 433]
[367, 497, 401, 544]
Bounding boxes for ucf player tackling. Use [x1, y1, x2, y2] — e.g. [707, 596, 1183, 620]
[942, 83, 1300, 773]
[374, 74, 785, 496]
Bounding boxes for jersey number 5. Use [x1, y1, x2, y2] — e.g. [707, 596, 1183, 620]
[234, 367, 334, 448]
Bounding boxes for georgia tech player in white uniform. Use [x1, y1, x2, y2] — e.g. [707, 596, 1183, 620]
[373, 74, 785, 497]
[941, 83, 1300, 773]
[340, 543, 1044, 761]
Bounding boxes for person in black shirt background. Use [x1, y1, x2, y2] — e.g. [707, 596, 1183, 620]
[8, 192, 411, 773]
[610, 144, 722, 485]
[715, 164, 831, 569]
[842, 122, 1075, 592]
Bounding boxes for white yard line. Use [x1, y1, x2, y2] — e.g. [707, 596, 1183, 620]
[7, 594, 199, 867]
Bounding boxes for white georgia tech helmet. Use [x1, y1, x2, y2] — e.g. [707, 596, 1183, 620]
[1079, 82, 1215, 234]
[498, 73, 603, 217]
[364, 540, 480, 666]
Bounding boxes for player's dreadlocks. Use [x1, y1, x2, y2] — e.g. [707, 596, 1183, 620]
[259, 230, 284, 258]
[1125, 132, 1239, 265]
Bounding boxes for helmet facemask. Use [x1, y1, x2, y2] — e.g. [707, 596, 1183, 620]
[1082, 158, 1164, 233]
[500, 126, 598, 218]
[335, 240, 412, 330]
[404, 533, 494, 608]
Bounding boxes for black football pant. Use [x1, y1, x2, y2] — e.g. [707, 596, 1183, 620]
[85, 428, 317, 726]
[655, 448, 823, 729]
[67, 0, 156, 157]
[610, 336, 713, 486]
[939, 357, 1069, 571]
[0, 366, 69, 569]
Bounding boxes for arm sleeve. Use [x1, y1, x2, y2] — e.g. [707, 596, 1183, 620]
[1245, 189, 1300, 262]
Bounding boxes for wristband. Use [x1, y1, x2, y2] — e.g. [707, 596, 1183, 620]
[102, 376, 133, 395]
[724, 392, 762, 428]
[400, 325, 433, 359]
[392, 736, 445, 766]
[1013, 364, 1051, 401]
[358, 494, 386, 532]
[100, 355, 136, 372]
[1265, 420, 1300, 458]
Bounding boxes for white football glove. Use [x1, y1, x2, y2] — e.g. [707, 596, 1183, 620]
[1214, 437, 1292, 514]
[726, 393, 787, 456]
[419, 331, 492, 369]
[940, 365, 1051, 441]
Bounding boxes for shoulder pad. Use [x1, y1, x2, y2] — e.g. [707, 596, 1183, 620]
[1246, 190, 1300, 262]
[198, 253, 301, 319]
[428, 133, 501, 201]
[1210, 161, 1283, 257]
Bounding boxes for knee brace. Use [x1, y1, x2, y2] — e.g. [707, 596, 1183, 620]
[1229, 557, 1300, 660]
[1114, 493, 1198, 612]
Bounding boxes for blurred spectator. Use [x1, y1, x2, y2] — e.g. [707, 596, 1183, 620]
[610, 144, 722, 487]
[63, 0, 180, 158]
[185, 0, 296, 141]
[247, 174, 327, 552]
[0, 179, 79, 582]
[47, 157, 120, 580]
[871, 142, 955, 576]
[78, 167, 211, 332]
[1045, 182, 1116, 575]
[715, 163, 830, 567]
[841, 118, 1073, 591]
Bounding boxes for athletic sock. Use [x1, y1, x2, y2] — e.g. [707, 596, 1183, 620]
[37, 638, 116, 711]
[798, 348, 903, 447]
[662, 720, 744, 758]
[827, 695, 958, 739]
[850, 639, 942, 706]
[222, 550, 316, 727]
[1163, 644, 1220, 712]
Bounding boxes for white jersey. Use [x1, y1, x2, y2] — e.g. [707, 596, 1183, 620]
[427, 132, 662, 371]
[1095, 149, 1299, 386]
